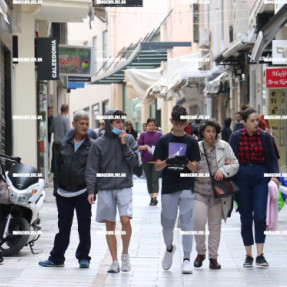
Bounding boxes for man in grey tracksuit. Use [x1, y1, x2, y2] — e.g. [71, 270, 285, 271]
[86, 109, 138, 273]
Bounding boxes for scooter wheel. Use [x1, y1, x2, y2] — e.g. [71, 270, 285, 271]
[1, 217, 30, 256]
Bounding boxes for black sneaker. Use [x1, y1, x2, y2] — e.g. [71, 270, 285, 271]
[256, 253, 269, 267]
[243, 255, 253, 267]
[150, 198, 158, 206]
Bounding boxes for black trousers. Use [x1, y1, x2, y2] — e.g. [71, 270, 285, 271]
[49, 192, 91, 264]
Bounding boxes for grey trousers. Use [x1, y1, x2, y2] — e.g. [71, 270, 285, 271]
[194, 199, 222, 259]
[161, 190, 194, 259]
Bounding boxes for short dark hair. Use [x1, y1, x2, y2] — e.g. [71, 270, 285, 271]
[242, 107, 256, 122]
[111, 110, 126, 123]
[199, 119, 221, 139]
[61, 104, 69, 113]
[146, 118, 157, 125]
[171, 105, 187, 123]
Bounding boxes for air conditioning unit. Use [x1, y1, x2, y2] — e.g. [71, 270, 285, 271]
[199, 28, 210, 48]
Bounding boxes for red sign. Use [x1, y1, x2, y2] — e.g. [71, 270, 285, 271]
[266, 67, 287, 88]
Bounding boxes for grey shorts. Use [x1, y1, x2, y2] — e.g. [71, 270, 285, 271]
[96, 188, 133, 223]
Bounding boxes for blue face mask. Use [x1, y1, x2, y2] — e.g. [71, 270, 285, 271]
[112, 127, 122, 135]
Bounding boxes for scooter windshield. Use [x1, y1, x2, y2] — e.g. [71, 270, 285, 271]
[7, 163, 39, 190]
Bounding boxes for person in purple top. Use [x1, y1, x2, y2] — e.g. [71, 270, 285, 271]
[138, 118, 162, 205]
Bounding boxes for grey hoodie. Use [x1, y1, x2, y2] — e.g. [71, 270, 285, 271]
[85, 109, 139, 195]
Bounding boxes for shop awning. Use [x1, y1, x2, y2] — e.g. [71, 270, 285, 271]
[251, 4, 287, 63]
[206, 71, 229, 94]
[94, 6, 106, 22]
[0, 0, 9, 23]
[125, 68, 162, 100]
[144, 53, 213, 103]
[91, 48, 168, 84]
[215, 28, 256, 64]
[91, 10, 173, 85]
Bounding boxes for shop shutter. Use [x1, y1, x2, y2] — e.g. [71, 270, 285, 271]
[0, 46, 6, 155]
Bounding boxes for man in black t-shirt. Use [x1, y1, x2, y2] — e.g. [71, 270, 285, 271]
[154, 105, 200, 274]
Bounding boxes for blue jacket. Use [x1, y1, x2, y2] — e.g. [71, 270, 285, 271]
[229, 128, 279, 173]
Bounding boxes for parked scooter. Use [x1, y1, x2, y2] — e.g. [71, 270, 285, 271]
[0, 154, 45, 256]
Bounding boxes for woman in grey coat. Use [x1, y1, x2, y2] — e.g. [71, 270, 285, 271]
[193, 119, 239, 270]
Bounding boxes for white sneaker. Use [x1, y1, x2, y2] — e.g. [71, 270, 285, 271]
[121, 254, 131, 272]
[182, 260, 193, 274]
[162, 245, 176, 270]
[107, 260, 120, 273]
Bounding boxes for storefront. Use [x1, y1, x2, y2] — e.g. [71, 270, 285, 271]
[0, 1, 13, 158]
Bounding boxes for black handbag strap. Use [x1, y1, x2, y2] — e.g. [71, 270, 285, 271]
[201, 142, 214, 182]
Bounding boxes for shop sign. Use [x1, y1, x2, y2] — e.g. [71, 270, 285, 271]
[94, 0, 142, 7]
[59, 46, 93, 77]
[272, 40, 287, 65]
[266, 67, 287, 88]
[35, 38, 59, 80]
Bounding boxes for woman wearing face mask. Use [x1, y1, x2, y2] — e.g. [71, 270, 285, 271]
[193, 119, 239, 270]
[138, 118, 162, 205]
[229, 107, 279, 268]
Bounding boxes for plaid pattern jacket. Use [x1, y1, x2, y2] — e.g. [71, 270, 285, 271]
[229, 128, 279, 173]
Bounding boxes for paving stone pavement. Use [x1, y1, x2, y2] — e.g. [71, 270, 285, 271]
[1, 177, 287, 287]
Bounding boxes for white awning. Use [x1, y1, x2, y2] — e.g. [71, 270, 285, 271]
[206, 71, 229, 94]
[145, 53, 212, 103]
[125, 68, 162, 100]
[0, 0, 9, 24]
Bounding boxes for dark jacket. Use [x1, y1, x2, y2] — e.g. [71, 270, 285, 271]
[85, 109, 139, 195]
[233, 122, 244, 132]
[229, 128, 279, 173]
[221, 127, 232, 142]
[54, 135, 93, 192]
[126, 129, 138, 140]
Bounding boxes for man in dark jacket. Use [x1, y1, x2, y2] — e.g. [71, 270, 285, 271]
[221, 117, 232, 142]
[86, 109, 138, 273]
[39, 110, 93, 268]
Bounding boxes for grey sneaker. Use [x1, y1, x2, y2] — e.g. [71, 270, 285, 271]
[162, 245, 176, 270]
[121, 254, 131, 272]
[107, 260, 120, 273]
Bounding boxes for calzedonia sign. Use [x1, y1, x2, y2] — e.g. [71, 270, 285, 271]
[35, 38, 59, 81]
[59, 46, 92, 77]
[94, 0, 142, 7]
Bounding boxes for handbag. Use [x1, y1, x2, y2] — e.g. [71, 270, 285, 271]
[133, 152, 143, 178]
[202, 142, 239, 198]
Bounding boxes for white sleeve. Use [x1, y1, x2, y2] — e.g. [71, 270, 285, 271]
[279, 185, 287, 195]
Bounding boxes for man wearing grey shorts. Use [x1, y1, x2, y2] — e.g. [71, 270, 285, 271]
[86, 109, 138, 273]
[154, 105, 200, 274]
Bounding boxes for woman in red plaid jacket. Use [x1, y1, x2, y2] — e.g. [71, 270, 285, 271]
[229, 107, 279, 268]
